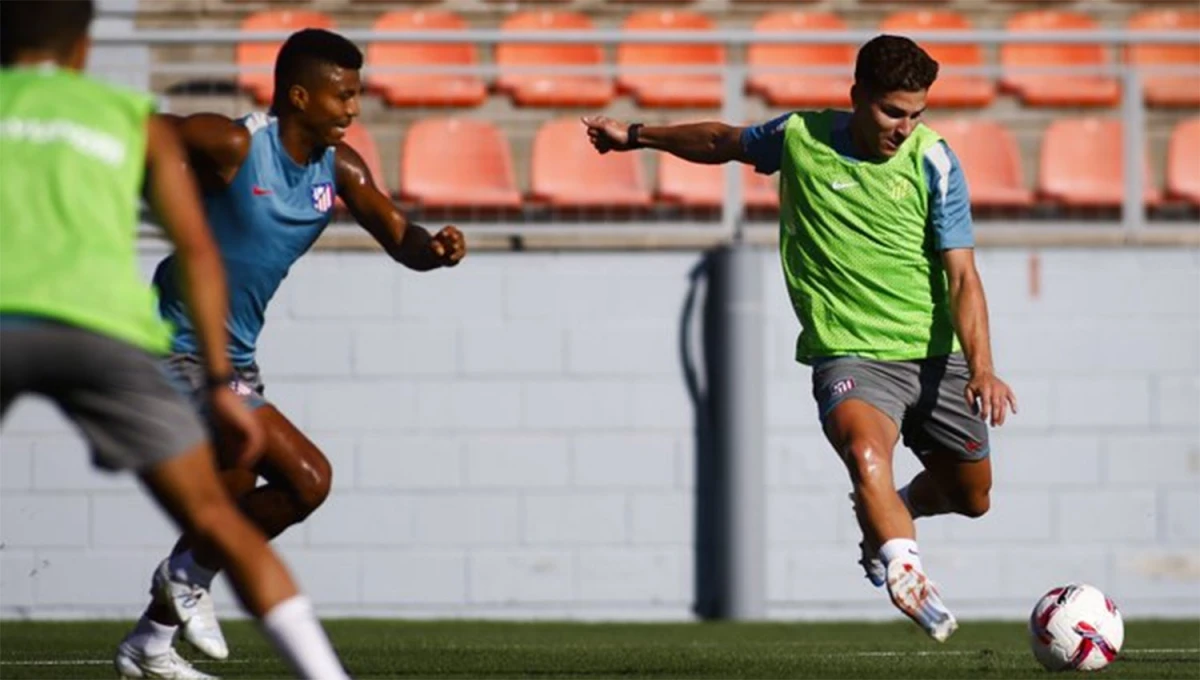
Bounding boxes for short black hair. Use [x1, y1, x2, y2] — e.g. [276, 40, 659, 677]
[273, 28, 363, 106]
[854, 35, 939, 96]
[1, 0, 95, 66]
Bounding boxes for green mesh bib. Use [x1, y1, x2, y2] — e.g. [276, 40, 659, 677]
[0, 66, 169, 352]
[778, 110, 958, 363]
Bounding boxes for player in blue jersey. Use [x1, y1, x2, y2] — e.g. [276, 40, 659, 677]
[116, 29, 465, 676]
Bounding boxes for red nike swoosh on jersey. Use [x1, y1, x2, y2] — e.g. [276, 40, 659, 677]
[251, 186, 272, 196]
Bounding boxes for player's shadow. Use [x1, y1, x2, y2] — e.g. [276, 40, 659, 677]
[678, 250, 721, 619]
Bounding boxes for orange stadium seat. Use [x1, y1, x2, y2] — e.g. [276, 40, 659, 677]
[399, 118, 522, 209]
[1127, 10, 1200, 108]
[496, 12, 614, 108]
[335, 124, 389, 212]
[1001, 11, 1120, 107]
[617, 11, 725, 108]
[1038, 118, 1159, 208]
[932, 119, 1032, 209]
[1167, 117, 1200, 206]
[747, 12, 853, 108]
[530, 118, 652, 208]
[238, 10, 335, 105]
[366, 11, 486, 107]
[880, 11, 994, 108]
[656, 154, 778, 210]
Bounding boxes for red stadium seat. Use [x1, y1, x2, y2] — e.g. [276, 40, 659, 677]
[399, 118, 522, 209]
[1166, 117, 1200, 206]
[366, 11, 486, 108]
[656, 154, 778, 209]
[617, 11, 724, 108]
[1001, 11, 1120, 107]
[496, 12, 614, 108]
[880, 11, 995, 108]
[530, 118, 652, 208]
[238, 10, 335, 105]
[1038, 118, 1159, 208]
[1127, 10, 1200, 108]
[747, 12, 853, 108]
[931, 119, 1032, 209]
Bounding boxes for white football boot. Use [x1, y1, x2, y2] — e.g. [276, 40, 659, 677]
[858, 541, 887, 588]
[114, 642, 218, 680]
[151, 559, 229, 660]
[885, 559, 958, 643]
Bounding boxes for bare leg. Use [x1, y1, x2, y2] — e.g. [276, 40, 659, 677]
[138, 442, 346, 678]
[146, 406, 330, 625]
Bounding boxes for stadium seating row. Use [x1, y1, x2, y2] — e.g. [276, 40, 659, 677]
[234, 8, 1200, 109]
[341, 116, 1200, 211]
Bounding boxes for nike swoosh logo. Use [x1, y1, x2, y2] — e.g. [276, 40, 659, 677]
[831, 181, 858, 191]
[251, 186, 272, 196]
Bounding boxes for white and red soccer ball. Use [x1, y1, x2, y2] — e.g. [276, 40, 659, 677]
[1028, 584, 1124, 672]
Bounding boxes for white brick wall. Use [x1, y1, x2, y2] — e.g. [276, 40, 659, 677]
[1, 247, 1197, 621]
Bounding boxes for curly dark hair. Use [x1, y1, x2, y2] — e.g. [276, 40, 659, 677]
[273, 28, 364, 109]
[854, 35, 940, 96]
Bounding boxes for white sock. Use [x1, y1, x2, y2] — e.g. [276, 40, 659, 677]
[168, 550, 217, 590]
[261, 595, 348, 680]
[878, 538, 924, 572]
[124, 614, 177, 656]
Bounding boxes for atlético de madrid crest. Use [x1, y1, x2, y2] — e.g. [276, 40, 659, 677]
[311, 182, 334, 212]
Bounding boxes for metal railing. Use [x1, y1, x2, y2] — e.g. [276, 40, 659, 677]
[95, 26, 1200, 245]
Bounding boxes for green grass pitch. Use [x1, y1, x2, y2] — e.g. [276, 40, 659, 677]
[1, 619, 1197, 678]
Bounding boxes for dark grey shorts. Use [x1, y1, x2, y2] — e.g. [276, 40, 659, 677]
[164, 353, 268, 412]
[811, 353, 990, 461]
[0, 321, 207, 471]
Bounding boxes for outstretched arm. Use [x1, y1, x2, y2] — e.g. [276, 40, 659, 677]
[335, 143, 465, 272]
[581, 115, 751, 165]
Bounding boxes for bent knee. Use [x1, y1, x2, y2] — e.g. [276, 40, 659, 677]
[840, 439, 892, 486]
[292, 456, 332, 517]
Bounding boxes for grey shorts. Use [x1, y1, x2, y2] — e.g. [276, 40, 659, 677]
[811, 353, 990, 461]
[0, 320, 207, 471]
[164, 353, 268, 412]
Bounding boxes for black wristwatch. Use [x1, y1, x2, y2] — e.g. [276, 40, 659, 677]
[204, 371, 235, 391]
[627, 123, 644, 149]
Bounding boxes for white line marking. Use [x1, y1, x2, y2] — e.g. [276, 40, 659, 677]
[2, 649, 1195, 666]
[829, 649, 1200, 659]
[0, 659, 249, 666]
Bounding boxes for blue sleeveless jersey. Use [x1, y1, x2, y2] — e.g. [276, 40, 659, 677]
[153, 114, 336, 365]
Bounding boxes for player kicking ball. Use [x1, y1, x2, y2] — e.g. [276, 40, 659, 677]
[582, 35, 1016, 642]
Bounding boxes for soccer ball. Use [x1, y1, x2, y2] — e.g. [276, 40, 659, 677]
[1028, 584, 1124, 672]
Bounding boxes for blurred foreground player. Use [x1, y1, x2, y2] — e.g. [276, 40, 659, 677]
[582, 35, 1017, 642]
[0, 2, 349, 678]
[117, 27, 466, 666]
